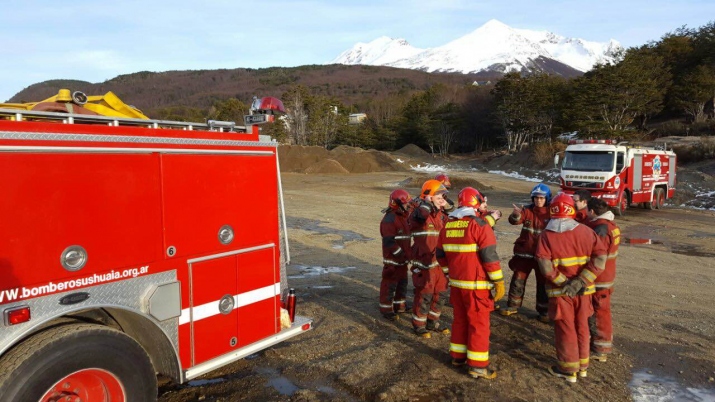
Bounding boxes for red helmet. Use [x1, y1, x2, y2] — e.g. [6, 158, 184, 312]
[549, 193, 576, 218]
[458, 187, 485, 208]
[434, 173, 451, 189]
[388, 189, 410, 211]
[420, 180, 448, 200]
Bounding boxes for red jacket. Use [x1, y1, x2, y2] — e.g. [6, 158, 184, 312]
[380, 210, 412, 266]
[586, 214, 620, 289]
[436, 209, 503, 294]
[409, 200, 447, 270]
[508, 205, 550, 257]
[535, 222, 607, 297]
[575, 209, 589, 224]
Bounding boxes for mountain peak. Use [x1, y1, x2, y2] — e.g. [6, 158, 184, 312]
[331, 20, 622, 76]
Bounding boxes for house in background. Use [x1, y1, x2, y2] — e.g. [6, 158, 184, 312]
[472, 80, 492, 86]
[349, 113, 367, 125]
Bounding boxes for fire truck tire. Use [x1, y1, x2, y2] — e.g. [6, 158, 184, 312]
[0, 323, 156, 402]
[615, 192, 628, 216]
[654, 188, 665, 209]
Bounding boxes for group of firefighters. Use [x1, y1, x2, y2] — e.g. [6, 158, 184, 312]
[379, 174, 620, 383]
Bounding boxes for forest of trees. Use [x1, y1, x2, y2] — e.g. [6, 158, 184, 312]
[247, 22, 714, 154]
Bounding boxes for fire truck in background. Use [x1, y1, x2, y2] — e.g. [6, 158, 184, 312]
[555, 139, 677, 216]
[0, 90, 311, 401]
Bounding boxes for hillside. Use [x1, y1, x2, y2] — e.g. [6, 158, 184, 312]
[8, 65, 501, 113]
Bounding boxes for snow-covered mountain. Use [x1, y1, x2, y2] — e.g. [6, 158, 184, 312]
[331, 19, 622, 76]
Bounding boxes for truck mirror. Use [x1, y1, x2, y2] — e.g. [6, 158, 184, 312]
[553, 154, 560, 169]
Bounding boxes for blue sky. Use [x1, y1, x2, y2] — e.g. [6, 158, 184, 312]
[1, 0, 713, 102]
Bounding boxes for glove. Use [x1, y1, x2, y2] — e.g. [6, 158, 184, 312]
[562, 277, 585, 297]
[492, 281, 505, 302]
[490, 210, 502, 221]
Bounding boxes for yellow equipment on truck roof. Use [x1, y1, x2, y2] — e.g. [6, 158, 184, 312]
[0, 89, 149, 119]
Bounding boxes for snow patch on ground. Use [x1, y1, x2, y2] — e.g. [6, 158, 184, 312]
[488, 170, 544, 183]
[410, 163, 448, 173]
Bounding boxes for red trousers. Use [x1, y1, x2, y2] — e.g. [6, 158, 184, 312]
[411, 268, 448, 329]
[449, 288, 493, 368]
[379, 264, 408, 315]
[549, 294, 593, 373]
[507, 257, 548, 315]
[590, 288, 613, 354]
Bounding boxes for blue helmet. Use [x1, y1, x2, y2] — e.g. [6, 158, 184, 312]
[530, 183, 552, 203]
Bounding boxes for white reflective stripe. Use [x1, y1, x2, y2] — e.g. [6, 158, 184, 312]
[467, 350, 489, 361]
[393, 300, 405, 304]
[514, 253, 534, 259]
[442, 244, 478, 252]
[522, 226, 542, 235]
[450, 343, 467, 353]
[412, 315, 427, 322]
[392, 247, 402, 255]
[412, 231, 441, 237]
[595, 282, 614, 289]
[428, 311, 440, 317]
[179, 282, 280, 325]
[383, 259, 407, 266]
[412, 260, 439, 269]
[379, 303, 393, 309]
[594, 340, 612, 346]
[394, 235, 411, 240]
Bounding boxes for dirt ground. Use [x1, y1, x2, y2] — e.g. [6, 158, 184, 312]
[158, 168, 715, 402]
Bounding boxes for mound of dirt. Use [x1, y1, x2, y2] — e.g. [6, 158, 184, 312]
[395, 144, 429, 158]
[278, 145, 330, 172]
[279, 145, 408, 173]
[334, 150, 407, 173]
[304, 159, 350, 174]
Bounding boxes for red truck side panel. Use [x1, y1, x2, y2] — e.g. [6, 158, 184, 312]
[0, 153, 163, 291]
[236, 247, 278, 348]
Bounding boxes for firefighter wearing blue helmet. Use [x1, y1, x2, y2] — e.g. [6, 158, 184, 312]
[500, 183, 552, 322]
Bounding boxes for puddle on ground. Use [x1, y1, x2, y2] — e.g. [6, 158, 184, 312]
[630, 369, 715, 402]
[287, 264, 356, 279]
[287, 216, 372, 248]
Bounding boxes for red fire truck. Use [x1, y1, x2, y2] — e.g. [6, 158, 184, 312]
[555, 139, 677, 216]
[0, 90, 311, 401]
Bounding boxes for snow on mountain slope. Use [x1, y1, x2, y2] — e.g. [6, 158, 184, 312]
[331, 19, 622, 75]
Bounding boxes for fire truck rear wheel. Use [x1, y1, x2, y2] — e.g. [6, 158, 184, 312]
[0, 323, 157, 402]
[654, 188, 665, 209]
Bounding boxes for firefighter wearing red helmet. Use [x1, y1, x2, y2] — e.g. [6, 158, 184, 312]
[409, 179, 450, 338]
[501, 183, 552, 321]
[535, 193, 607, 383]
[437, 187, 504, 379]
[585, 197, 621, 363]
[379, 189, 413, 320]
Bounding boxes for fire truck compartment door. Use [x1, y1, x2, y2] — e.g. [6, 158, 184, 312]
[188, 245, 279, 366]
[189, 255, 238, 366]
[633, 154, 643, 191]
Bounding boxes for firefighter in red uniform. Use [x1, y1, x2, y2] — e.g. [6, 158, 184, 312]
[474, 193, 502, 228]
[585, 197, 620, 362]
[436, 187, 504, 379]
[500, 183, 551, 321]
[572, 189, 591, 223]
[535, 194, 607, 383]
[410, 179, 450, 338]
[379, 189, 413, 320]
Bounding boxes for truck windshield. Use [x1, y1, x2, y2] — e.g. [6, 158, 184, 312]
[562, 151, 615, 172]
